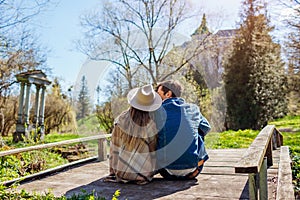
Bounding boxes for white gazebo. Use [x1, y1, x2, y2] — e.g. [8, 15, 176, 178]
[14, 70, 51, 142]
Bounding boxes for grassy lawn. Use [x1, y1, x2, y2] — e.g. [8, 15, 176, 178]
[269, 115, 300, 155]
[205, 129, 259, 149]
[206, 115, 300, 155]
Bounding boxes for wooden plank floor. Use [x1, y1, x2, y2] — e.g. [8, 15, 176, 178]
[14, 149, 280, 200]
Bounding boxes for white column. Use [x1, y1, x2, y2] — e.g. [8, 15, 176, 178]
[14, 82, 26, 142]
[17, 82, 25, 124]
[33, 85, 41, 126]
[24, 82, 31, 138]
[38, 86, 46, 140]
[33, 85, 41, 141]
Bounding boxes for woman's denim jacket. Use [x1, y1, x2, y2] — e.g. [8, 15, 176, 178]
[155, 97, 210, 170]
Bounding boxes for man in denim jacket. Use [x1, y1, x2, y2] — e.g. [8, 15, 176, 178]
[155, 80, 210, 180]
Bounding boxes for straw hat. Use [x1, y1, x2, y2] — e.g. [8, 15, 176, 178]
[127, 84, 162, 112]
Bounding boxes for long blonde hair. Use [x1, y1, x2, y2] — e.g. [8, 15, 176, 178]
[129, 107, 151, 127]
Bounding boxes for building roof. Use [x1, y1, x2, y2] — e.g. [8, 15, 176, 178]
[16, 70, 51, 85]
[214, 29, 237, 37]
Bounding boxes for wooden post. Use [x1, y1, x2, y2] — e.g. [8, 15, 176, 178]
[248, 173, 258, 200]
[266, 139, 273, 167]
[276, 146, 295, 200]
[98, 138, 107, 161]
[272, 130, 278, 150]
[272, 128, 283, 150]
[276, 129, 283, 147]
[259, 157, 268, 200]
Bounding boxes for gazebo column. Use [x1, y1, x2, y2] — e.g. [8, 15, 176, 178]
[24, 82, 32, 139]
[33, 85, 40, 141]
[14, 70, 51, 143]
[17, 82, 25, 124]
[14, 82, 27, 142]
[38, 86, 46, 140]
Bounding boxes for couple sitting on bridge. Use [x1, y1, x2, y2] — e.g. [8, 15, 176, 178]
[104, 80, 211, 185]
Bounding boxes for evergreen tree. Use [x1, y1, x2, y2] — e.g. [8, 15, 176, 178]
[224, 0, 287, 130]
[77, 76, 91, 120]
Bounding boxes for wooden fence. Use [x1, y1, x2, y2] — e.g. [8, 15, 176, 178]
[234, 125, 294, 199]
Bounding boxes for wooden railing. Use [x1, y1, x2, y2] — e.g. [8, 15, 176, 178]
[0, 134, 111, 186]
[234, 125, 286, 199]
[0, 134, 111, 161]
[276, 146, 295, 200]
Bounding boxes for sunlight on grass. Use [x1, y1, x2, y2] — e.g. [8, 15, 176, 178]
[270, 115, 300, 155]
[206, 116, 300, 154]
[269, 115, 300, 130]
[44, 133, 82, 143]
[205, 129, 259, 149]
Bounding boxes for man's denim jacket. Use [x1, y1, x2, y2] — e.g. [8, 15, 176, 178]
[155, 97, 210, 170]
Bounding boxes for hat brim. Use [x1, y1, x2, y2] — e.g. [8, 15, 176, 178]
[127, 88, 162, 112]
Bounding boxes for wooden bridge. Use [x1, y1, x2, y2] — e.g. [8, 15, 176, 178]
[1, 125, 295, 199]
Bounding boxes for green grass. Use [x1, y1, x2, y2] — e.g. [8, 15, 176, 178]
[44, 132, 85, 143]
[269, 115, 300, 130]
[4, 133, 84, 147]
[77, 114, 102, 134]
[0, 187, 120, 199]
[206, 115, 300, 155]
[269, 115, 300, 155]
[205, 129, 259, 149]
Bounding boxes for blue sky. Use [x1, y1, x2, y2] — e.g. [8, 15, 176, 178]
[37, 0, 242, 91]
[37, 0, 101, 88]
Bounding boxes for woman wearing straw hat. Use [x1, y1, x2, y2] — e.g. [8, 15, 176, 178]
[105, 84, 162, 185]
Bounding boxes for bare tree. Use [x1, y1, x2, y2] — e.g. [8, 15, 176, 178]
[283, 0, 300, 115]
[0, 0, 52, 137]
[0, 0, 50, 30]
[0, 0, 51, 95]
[274, 0, 300, 115]
[78, 0, 209, 91]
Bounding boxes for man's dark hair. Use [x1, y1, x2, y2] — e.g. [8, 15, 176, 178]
[156, 80, 183, 97]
